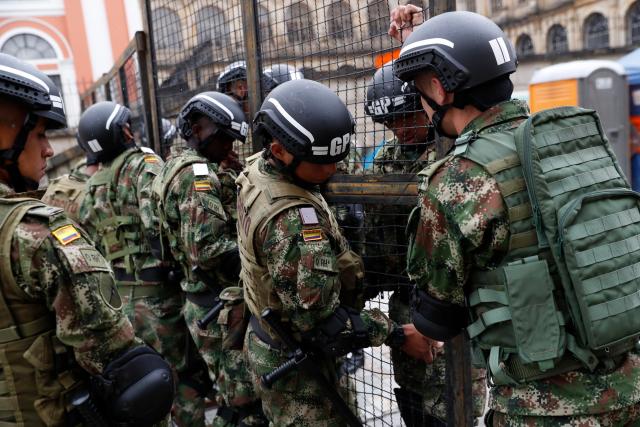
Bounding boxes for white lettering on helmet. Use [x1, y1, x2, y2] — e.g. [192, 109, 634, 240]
[329, 133, 351, 156]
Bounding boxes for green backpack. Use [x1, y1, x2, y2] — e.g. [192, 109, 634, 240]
[461, 106, 640, 385]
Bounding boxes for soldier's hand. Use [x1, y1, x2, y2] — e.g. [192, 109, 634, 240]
[388, 5, 424, 42]
[400, 323, 443, 363]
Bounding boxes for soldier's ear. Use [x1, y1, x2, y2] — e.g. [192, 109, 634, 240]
[270, 141, 293, 164]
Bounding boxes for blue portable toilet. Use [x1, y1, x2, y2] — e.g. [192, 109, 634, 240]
[619, 49, 640, 190]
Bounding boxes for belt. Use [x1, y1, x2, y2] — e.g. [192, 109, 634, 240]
[249, 315, 283, 349]
[113, 266, 172, 283]
[185, 287, 221, 308]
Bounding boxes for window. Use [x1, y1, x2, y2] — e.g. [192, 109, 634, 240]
[195, 6, 228, 47]
[327, 1, 353, 40]
[516, 34, 534, 57]
[258, 5, 273, 42]
[367, 0, 389, 37]
[547, 24, 569, 54]
[584, 13, 609, 49]
[286, 2, 314, 43]
[1, 33, 56, 60]
[628, 1, 640, 45]
[152, 7, 182, 49]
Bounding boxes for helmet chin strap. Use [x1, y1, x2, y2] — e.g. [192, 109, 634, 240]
[422, 95, 459, 139]
[0, 113, 39, 192]
[267, 150, 322, 189]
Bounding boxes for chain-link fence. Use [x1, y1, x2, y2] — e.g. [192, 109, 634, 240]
[144, 1, 477, 425]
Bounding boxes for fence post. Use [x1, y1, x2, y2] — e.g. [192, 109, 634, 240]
[445, 334, 474, 427]
[139, 0, 162, 154]
[240, 0, 264, 154]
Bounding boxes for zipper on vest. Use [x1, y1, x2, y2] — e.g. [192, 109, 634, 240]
[520, 118, 549, 248]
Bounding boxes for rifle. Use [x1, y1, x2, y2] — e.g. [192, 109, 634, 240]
[259, 308, 362, 427]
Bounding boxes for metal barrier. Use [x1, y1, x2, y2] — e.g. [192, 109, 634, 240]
[142, 1, 477, 425]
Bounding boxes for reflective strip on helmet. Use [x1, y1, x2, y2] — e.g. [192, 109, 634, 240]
[0, 64, 49, 93]
[193, 94, 234, 120]
[50, 95, 64, 110]
[489, 37, 511, 66]
[399, 38, 455, 55]
[87, 139, 103, 152]
[105, 104, 122, 130]
[268, 98, 315, 143]
[231, 121, 249, 136]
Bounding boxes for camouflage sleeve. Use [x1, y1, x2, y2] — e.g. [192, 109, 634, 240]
[11, 216, 136, 374]
[406, 157, 509, 305]
[216, 167, 238, 225]
[133, 153, 163, 242]
[169, 164, 237, 273]
[260, 207, 392, 344]
[77, 185, 99, 243]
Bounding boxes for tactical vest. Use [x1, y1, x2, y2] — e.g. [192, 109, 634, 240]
[420, 107, 640, 386]
[151, 151, 211, 283]
[0, 197, 81, 426]
[42, 173, 87, 224]
[87, 148, 151, 276]
[236, 159, 364, 337]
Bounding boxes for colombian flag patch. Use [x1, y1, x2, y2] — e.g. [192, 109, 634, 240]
[193, 180, 212, 192]
[302, 229, 323, 242]
[52, 225, 81, 246]
[143, 155, 159, 164]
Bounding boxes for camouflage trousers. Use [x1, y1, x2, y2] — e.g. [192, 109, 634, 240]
[120, 290, 205, 427]
[487, 401, 640, 426]
[388, 291, 487, 423]
[183, 298, 262, 426]
[244, 324, 358, 427]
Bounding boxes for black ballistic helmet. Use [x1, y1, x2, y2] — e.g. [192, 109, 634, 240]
[216, 61, 247, 93]
[262, 64, 304, 94]
[253, 79, 355, 164]
[365, 61, 422, 124]
[177, 91, 248, 145]
[393, 11, 517, 94]
[0, 53, 52, 110]
[32, 71, 67, 130]
[0, 53, 56, 191]
[77, 101, 134, 163]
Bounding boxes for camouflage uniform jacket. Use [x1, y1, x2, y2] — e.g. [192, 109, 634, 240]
[371, 137, 434, 175]
[79, 147, 164, 279]
[240, 158, 393, 342]
[406, 99, 640, 416]
[42, 160, 91, 223]
[0, 181, 137, 424]
[157, 145, 236, 293]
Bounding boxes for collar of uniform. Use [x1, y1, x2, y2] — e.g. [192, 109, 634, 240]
[0, 181, 15, 197]
[458, 99, 530, 138]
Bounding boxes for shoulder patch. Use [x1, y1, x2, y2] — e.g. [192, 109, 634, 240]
[299, 207, 319, 225]
[302, 228, 323, 242]
[144, 154, 159, 164]
[194, 179, 213, 192]
[193, 163, 209, 176]
[51, 224, 81, 246]
[140, 146, 155, 154]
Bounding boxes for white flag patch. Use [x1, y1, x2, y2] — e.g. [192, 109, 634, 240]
[489, 37, 511, 66]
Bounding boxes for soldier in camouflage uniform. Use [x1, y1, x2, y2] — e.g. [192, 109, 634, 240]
[238, 79, 438, 426]
[392, 7, 640, 425]
[42, 153, 97, 223]
[363, 61, 486, 426]
[75, 101, 187, 425]
[0, 53, 173, 426]
[153, 91, 266, 426]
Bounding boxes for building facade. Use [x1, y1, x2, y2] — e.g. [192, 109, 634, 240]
[0, 0, 143, 127]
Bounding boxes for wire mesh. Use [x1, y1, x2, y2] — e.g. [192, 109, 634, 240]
[80, 46, 152, 148]
[146, 1, 471, 425]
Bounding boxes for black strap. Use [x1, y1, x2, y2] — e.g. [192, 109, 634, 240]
[250, 315, 282, 349]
